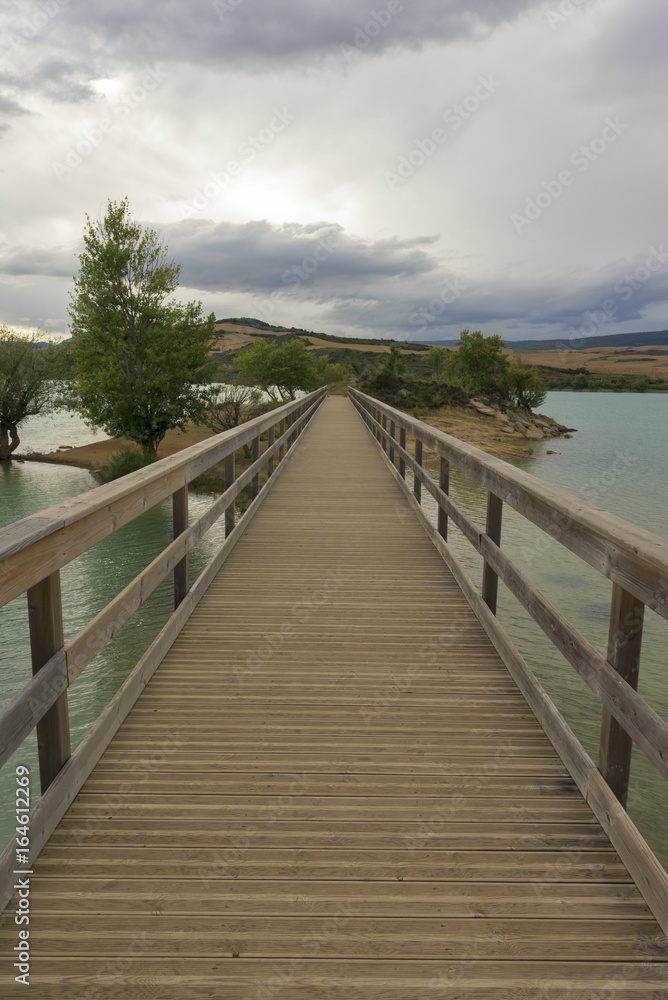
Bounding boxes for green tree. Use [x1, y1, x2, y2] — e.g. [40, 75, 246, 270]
[311, 355, 350, 386]
[236, 338, 314, 401]
[426, 345, 445, 378]
[453, 329, 509, 395]
[507, 359, 547, 410]
[67, 198, 218, 458]
[236, 338, 344, 400]
[0, 329, 62, 460]
[426, 345, 457, 383]
[633, 376, 650, 393]
[573, 373, 589, 390]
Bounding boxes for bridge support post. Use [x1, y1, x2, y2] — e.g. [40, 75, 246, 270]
[399, 428, 406, 478]
[482, 492, 503, 615]
[438, 458, 450, 540]
[598, 583, 644, 807]
[381, 415, 387, 453]
[251, 435, 260, 499]
[224, 451, 236, 537]
[413, 439, 423, 504]
[267, 425, 275, 477]
[389, 420, 395, 465]
[27, 572, 71, 794]
[279, 418, 286, 461]
[172, 486, 189, 608]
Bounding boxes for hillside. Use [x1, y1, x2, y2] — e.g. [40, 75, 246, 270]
[424, 329, 668, 351]
[212, 318, 667, 386]
[214, 318, 428, 353]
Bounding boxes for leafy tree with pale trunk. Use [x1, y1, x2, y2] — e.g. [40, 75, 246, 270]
[67, 198, 218, 458]
[0, 329, 61, 460]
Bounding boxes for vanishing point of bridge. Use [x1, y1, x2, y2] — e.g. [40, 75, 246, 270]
[1, 389, 668, 997]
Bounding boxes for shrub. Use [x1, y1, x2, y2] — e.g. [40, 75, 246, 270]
[96, 448, 156, 483]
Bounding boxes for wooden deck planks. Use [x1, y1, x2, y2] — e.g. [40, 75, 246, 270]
[1, 395, 667, 997]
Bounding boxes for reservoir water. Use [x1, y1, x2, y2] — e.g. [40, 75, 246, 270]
[1, 393, 667, 866]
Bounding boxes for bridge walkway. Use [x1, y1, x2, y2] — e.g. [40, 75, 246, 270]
[1, 395, 667, 997]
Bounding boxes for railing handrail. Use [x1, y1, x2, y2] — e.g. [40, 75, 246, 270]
[348, 388, 668, 620]
[0, 392, 322, 608]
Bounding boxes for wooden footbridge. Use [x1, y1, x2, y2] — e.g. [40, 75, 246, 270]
[1, 388, 668, 997]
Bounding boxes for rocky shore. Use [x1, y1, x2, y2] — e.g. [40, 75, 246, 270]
[469, 396, 577, 442]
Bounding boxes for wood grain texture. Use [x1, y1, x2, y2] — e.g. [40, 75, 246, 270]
[0, 394, 666, 999]
[350, 389, 668, 938]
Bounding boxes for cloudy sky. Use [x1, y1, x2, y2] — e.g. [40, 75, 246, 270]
[1, 0, 666, 343]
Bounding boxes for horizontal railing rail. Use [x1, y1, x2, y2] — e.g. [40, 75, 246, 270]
[349, 386, 668, 935]
[0, 387, 326, 912]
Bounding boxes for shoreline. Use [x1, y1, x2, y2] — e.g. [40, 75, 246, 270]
[13, 400, 570, 474]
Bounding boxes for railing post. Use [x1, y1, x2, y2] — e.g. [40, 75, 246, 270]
[382, 414, 387, 453]
[389, 420, 395, 465]
[598, 583, 645, 807]
[287, 411, 294, 451]
[413, 439, 423, 504]
[481, 492, 503, 615]
[279, 418, 286, 461]
[251, 434, 260, 499]
[172, 486, 189, 608]
[27, 572, 71, 793]
[438, 457, 450, 540]
[399, 427, 406, 479]
[224, 450, 235, 537]
[267, 425, 275, 478]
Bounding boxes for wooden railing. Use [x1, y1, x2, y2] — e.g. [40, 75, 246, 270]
[349, 386, 668, 935]
[0, 387, 326, 911]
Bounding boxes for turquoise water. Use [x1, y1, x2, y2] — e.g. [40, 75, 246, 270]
[1, 395, 667, 868]
[417, 391, 668, 866]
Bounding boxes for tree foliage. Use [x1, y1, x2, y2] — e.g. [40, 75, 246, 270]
[67, 198, 218, 457]
[236, 338, 348, 400]
[426, 345, 458, 383]
[453, 330, 510, 396]
[0, 329, 62, 459]
[507, 358, 547, 409]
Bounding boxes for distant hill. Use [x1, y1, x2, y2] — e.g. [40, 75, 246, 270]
[423, 329, 668, 350]
[215, 320, 668, 352]
[215, 317, 428, 351]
